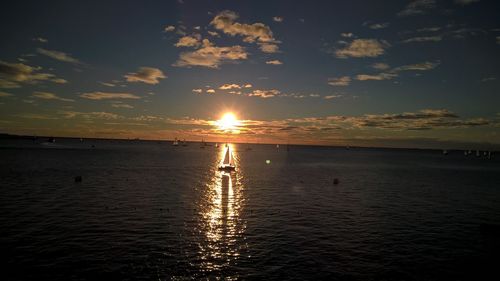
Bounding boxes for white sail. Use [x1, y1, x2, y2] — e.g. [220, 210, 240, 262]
[223, 147, 230, 164]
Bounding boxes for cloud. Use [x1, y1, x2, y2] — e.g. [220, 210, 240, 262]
[175, 35, 201, 47]
[328, 76, 351, 86]
[392, 61, 440, 71]
[266, 59, 283, 65]
[481, 77, 496, 82]
[164, 25, 175, 32]
[124, 67, 166, 84]
[355, 73, 397, 81]
[417, 27, 442, 32]
[335, 39, 389, 58]
[273, 16, 283, 22]
[324, 95, 342, 100]
[0, 60, 66, 88]
[80, 92, 141, 100]
[259, 43, 279, 53]
[0, 91, 13, 97]
[341, 32, 354, 38]
[455, 0, 480, 5]
[244, 84, 252, 88]
[369, 23, 389, 30]
[206, 89, 216, 94]
[372, 63, 390, 70]
[36, 48, 82, 64]
[99, 82, 116, 87]
[32, 91, 74, 102]
[248, 89, 280, 98]
[111, 103, 134, 109]
[33, 37, 48, 43]
[398, 0, 436, 16]
[208, 31, 219, 37]
[219, 83, 241, 90]
[61, 111, 122, 120]
[192, 88, 203, 93]
[280, 109, 489, 132]
[210, 10, 280, 53]
[173, 39, 247, 68]
[402, 35, 442, 43]
[211, 10, 277, 43]
[349, 109, 489, 130]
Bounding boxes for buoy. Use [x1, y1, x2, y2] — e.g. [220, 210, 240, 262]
[74, 176, 82, 182]
[333, 178, 339, 185]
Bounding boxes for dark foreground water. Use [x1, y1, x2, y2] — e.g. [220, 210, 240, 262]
[1, 139, 500, 280]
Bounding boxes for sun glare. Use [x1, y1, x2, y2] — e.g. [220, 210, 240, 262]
[217, 112, 240, 131]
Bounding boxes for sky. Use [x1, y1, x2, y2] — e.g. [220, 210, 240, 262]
[1, 0, 499, 149]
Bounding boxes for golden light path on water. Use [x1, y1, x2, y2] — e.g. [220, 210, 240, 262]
[198, 143, 247, 273]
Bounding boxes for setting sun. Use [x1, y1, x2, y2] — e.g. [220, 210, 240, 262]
[216, 112, 240, 131]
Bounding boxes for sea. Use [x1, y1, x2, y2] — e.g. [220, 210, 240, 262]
[1, 138, 499, 280]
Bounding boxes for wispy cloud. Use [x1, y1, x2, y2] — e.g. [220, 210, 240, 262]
[324, 95, 342, 100]
[355, 73, 397, 81]
[392, 61, 440, 71]
[174, 35, 201, 47]
[402, 35, 442, 43]
[124, 67, 166, 84]
[398, 0, 436, 17]
[33, 37, 48, 43]
[164, 25, 175, 32]
[219, 83, 241, 90]
[0, 60, 67, 88]
[111, 102, 134, 109]
[328, 76, 351, 86]
[334, 39, 390, 58]
[372, 63, 390, 70]
[61, 111, 123, 120]
[454, 0, 480, 6]
[369, 23, 389, 30]
[32, 91, 74, 102]
[248, 89, 280, 98]
[273, 16, 283, 22]
[173, 39, 247, 68]
[266, 59, 283, 65]
[36, 48, 82, 64]
[0, 91, 13, 97]
[211, 10, 280, 53]
[80, 92, 141, 100]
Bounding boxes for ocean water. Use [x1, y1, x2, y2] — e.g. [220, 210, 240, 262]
[1, 138, 499, 280]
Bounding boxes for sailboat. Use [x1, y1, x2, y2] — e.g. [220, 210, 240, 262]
[218, 146, 236, 171]
[172, 138, 179, 146]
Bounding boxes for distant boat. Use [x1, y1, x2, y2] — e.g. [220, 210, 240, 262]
[276, 144, 280, 149]
[172, 138, 179, 146]
[476, 150, 480, 157]
[48, 137, 55, 143]
[182, 139, 188, 146]
[215, 143, 219, 148]
[218, 146, 236, 171]
[443, 149, 448, 155]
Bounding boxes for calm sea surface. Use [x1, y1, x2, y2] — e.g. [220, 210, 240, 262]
[1, 139, 500, 280]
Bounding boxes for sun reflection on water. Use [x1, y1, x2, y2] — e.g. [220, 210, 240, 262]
[198, 143, 246, 273]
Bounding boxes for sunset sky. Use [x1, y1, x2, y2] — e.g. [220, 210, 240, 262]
[1, 0, 499, 148]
